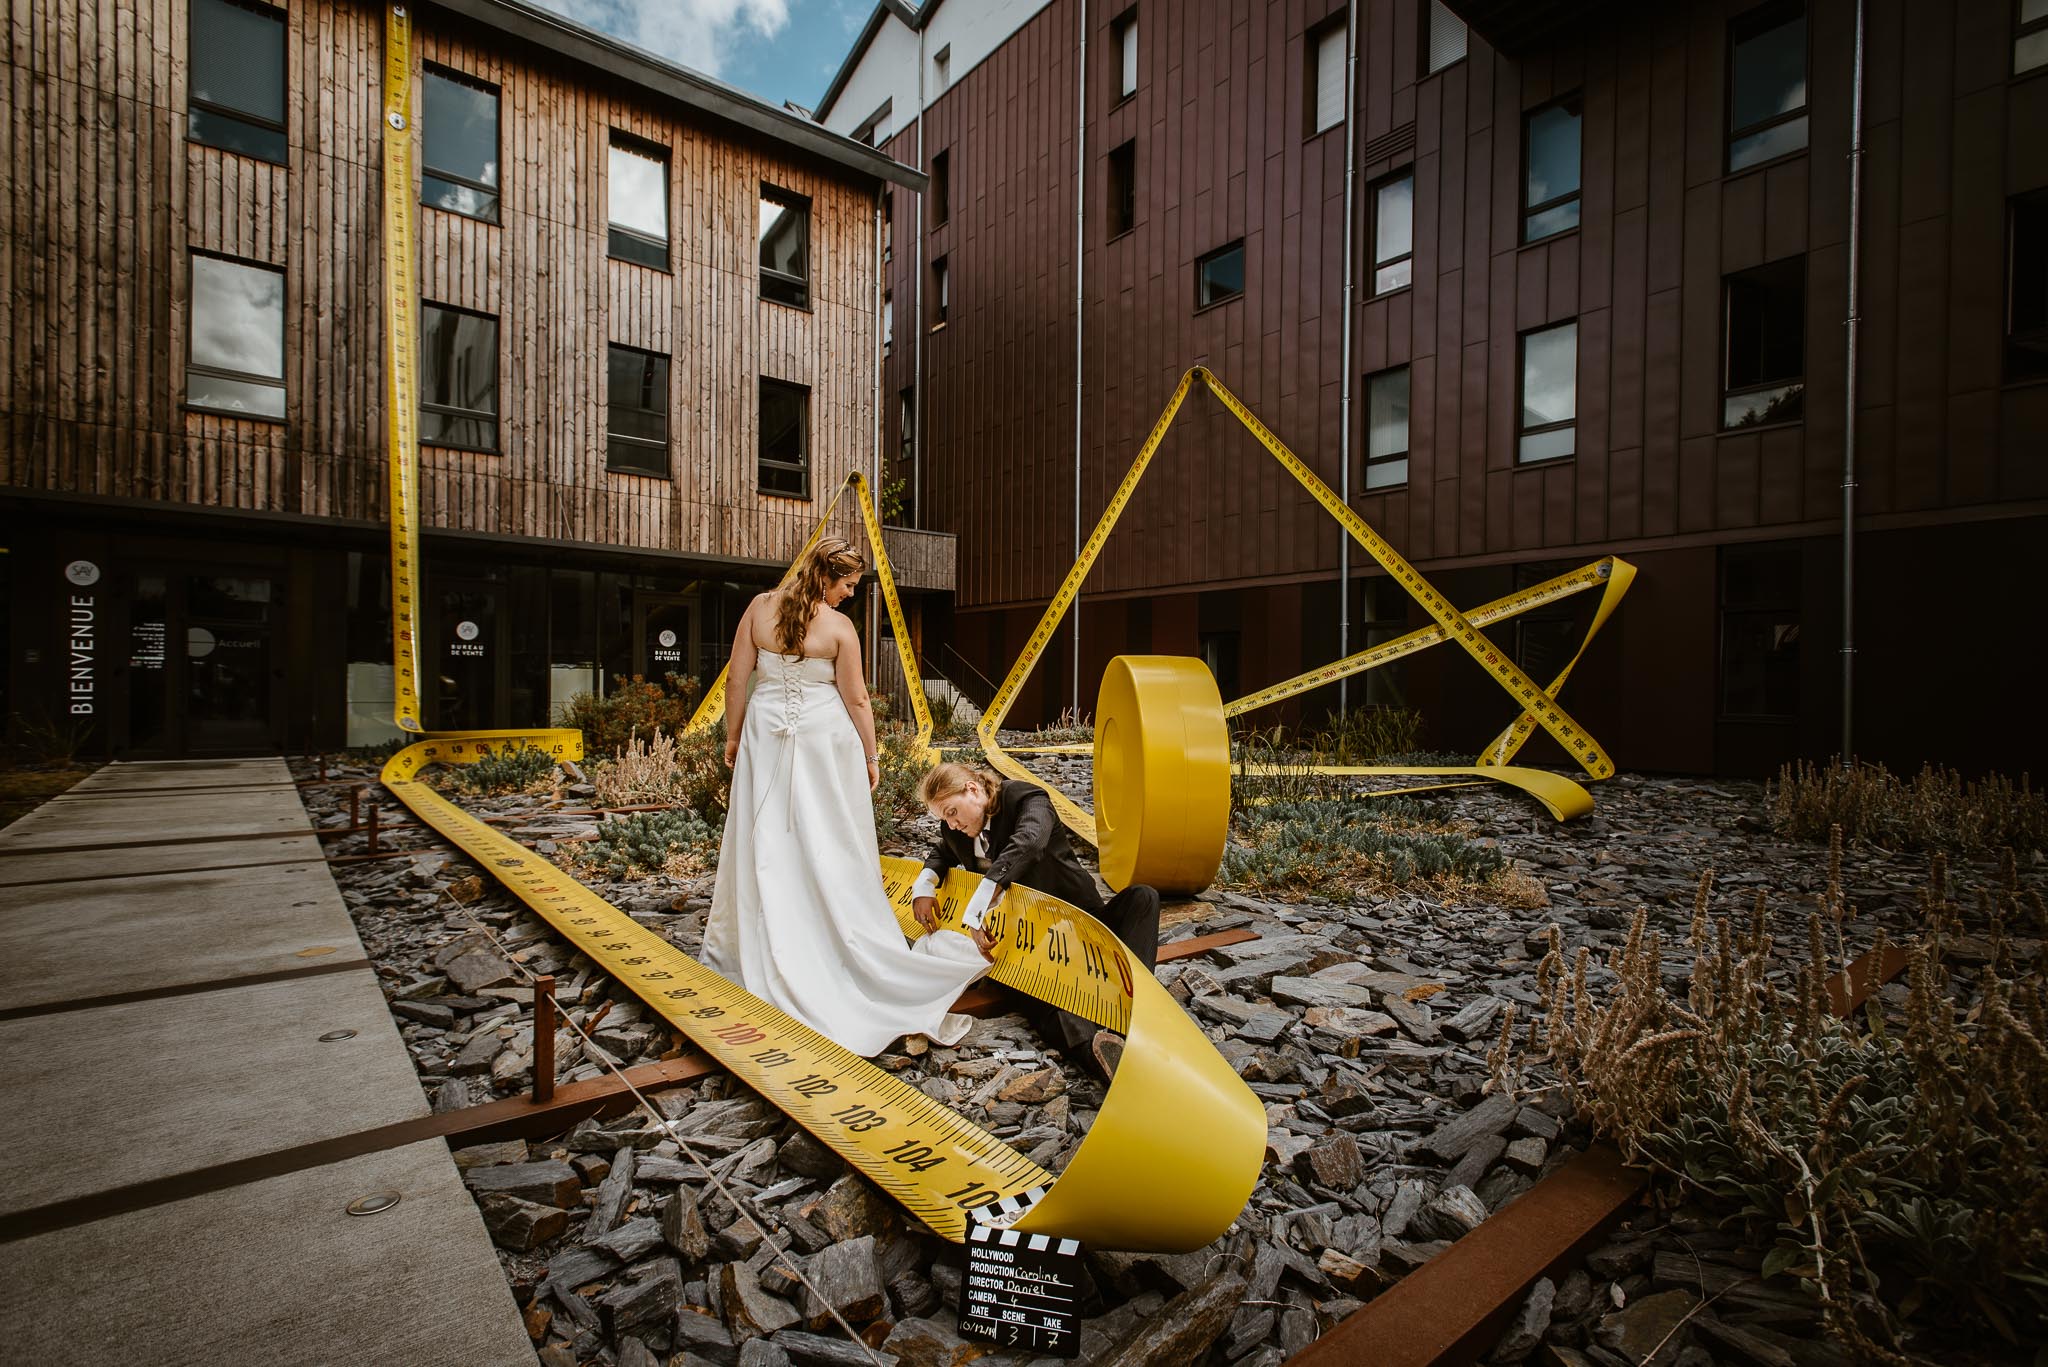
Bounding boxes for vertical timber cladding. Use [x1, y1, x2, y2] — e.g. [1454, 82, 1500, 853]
[374, 7, 1264, 1253]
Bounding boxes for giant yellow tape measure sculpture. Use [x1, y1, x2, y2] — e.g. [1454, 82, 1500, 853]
[374, 3, 1261, 1251]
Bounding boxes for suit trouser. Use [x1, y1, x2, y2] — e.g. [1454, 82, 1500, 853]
[1026, 884, 1162, 1052]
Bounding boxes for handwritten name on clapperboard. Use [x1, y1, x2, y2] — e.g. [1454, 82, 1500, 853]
[960, 1214, 1083, 1358]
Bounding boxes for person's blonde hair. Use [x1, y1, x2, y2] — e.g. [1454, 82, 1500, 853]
[774, 535, 864, 654]
[918, 761, 1003, 810]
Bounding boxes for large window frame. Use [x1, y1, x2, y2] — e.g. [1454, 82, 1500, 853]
[931, 149, 952, 227]
[1726, 1, 1808, 174]
[932, 255, 950, 328]
[421, 66, 502, 224]
[418, 301, 500, 453]
[185, 251, 287, 421]
[1517, 320, 1578, 464]
[1107, 140, 1137, 239]
[605, 343, 671, 477]
[2018, 0, 2048, 75]
[759, 185, 812, 311]
[1111, 8, 1139, 103]
[1195, 240, 1246, 311]
[1363, 365, 1410, 490]
[1371, 171, 1414, 295]
[607, 133, 670, 271]
[1307, 15, 1347, 138]
[187, 0, 288, 164]
[1522, 94, 1583, 244]
[1717, 545, 1802, 722]
[1722, 256, 1807, 428]
[2007, 188, 2048, 382]
[758, 378, 812, 500]
[1422, 0, 1467, 77]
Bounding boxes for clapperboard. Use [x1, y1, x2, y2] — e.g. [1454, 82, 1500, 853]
[959, 1188, 1083, 1358]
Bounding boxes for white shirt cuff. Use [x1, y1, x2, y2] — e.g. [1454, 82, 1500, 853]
[911, 868, 941, 901]
[959, 877, 997, 931]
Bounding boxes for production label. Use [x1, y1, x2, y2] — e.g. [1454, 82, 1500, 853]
[960, 1219, 1083, 1358]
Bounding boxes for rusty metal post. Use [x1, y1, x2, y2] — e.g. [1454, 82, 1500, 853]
[366, 800, 380, 855]
[532, 976, 556, 1105]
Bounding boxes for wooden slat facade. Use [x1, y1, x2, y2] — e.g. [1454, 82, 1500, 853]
[3, 0, 887, 569]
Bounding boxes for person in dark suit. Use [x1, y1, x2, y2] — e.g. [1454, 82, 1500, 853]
[911, 762, 1161, 1079]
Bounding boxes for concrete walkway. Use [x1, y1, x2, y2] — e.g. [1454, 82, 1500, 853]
[0, 759, 534, 1366]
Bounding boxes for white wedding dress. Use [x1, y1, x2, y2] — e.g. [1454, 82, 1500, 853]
[701, 650, 988, 1056]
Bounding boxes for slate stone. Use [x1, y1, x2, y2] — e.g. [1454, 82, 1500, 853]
[774, 1330, 899, 1366]
[589, 1215, 663, 1262]
[674, 1307, 741, 1366]
[464, 1159, 582, 1208]
[1440, 995, 1505, 1043]
[1491, 1277, 1555, 1362]
[1596, 1289, 1699, 1364]
[717, 1262, 800, 1343]
[392, 999, 456, 1029]
[1098, 1272, 1247, 1367]
[1412, 1185, 1488, 1242]
[797, 1234, 887, 1331]
[664, 1188, 714, 1261]
[800, 1174, 895, 1243]
[1417, 1093, 1519, 1162]
[544, 1245, 623, 1294]
[1270, 977, 1374, 1009]
[1447, 1134, 1508, 1191]
[479, 1193, 567, 1251]
[588, 1144, 637, 1237]
[880, 1315, 981, 1367]
[777, 1130, 844, 1180]
[599, 1260, 682, 1338]
[1504, 1136, 1548, 1174]
[444, 945, 518, 994]
[1299, 1133, 1366, 1191]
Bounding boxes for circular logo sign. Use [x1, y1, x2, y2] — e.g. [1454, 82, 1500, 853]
[187, 626, 217, 659]
[65, 560, 100, 587]
[658, 629, 678, 648]
[456, 620, 480, 641]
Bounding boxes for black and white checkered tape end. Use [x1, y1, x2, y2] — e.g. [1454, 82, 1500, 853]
[967, 1187, 1079, 1256]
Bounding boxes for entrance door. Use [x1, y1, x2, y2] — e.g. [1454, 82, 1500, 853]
[633, 593, 698, 687]
[436, 581, 508, 730]
[182, 572, 281, 753]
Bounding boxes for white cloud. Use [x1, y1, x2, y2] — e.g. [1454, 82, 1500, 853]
[535, 0, 791, 78]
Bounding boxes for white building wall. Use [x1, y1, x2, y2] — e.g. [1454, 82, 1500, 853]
[819, 0, 1057, 138]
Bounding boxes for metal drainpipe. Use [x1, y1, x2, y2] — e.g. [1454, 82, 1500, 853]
[914, 26, 927, 542]
[1841, 0, 1864, 763]
[1072, 0, 1088, 717]
[1335, 0, 1360, 718]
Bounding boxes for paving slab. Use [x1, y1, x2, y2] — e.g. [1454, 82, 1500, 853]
[0, 969, 431, 1217]
[0, 788, 310, 849]
[0, 1138, 534, 1367]
[69, 758, 294, 793]
[0, 862, 365, 1011]
[0, 835, 322, 886]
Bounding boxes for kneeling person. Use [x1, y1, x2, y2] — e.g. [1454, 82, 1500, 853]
[911, 762, 1160, 1079]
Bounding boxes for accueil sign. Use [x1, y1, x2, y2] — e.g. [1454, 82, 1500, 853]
[64, 559, 99, 715]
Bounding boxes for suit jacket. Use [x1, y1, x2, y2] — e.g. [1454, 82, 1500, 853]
[920, 780, 1104, 914]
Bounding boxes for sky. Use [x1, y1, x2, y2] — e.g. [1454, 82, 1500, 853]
[533, 0, 876, 113]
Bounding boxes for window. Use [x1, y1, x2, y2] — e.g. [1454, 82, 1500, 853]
[759, 187, 810, 309]
[883, 291, 894, 352]
[1372, 173, 1413, 294]
[1723, 257, 1806, 426]
[2020, 0, 2048, 75]
[759, 379, 810, 498]
[1357, 577, 1409, 706]
[422, 67, 500, 222]
[1517, 320, 1577, 463]
[931, 149, 951, 226]
[1719, 546, 1800, 720]
[606, 344, 669, 476]
[1112, 10, 1138, 101]
[1107, 140, 1137, 238]
[883, 190, 894, 263]
[1424, 0, 1467, 75]
[855, 101, 892, 147]
[1309, 17, 1346, 136]
[1196, 240, 1245, 309]
[188, 0, 286, 163]
[932, 256, 950, 326]
[419, 303, 498, 451]
[1513, 562, 1580, 684]
[608, 135, 669, 270]
[934, 45, 952, 91]
[186, 253, 285, 419]
[899, 388, 915, 468]
[1364, 367, 1409, 489]
[2007, 189, 2048, 381]
[1523, 96, 1582, 242]
[1727, 2, 1807, 172]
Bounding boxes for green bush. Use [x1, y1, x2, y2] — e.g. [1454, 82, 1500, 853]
[574, 808, 717, 879]
[589, 726, 730, 821]
[1222, 797, 1514, 899]
[447, 744, 558, 796]
[562, 674, 704, 759]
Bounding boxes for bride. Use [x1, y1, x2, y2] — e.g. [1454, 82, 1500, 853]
[700, 536, 991, 1056]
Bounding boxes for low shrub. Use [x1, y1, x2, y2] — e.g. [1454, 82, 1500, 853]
[561, 674, 704, 759]
[1769, 757, 2045, 853]
[590, 726, 729, 821]
[1518, 854, 2048, 1359]
[1221, 796, 1529, 902]
[572, 808, 717, 879]
[446, 743, 558, 796]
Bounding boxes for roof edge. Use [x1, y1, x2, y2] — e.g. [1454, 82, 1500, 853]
[424, 0, 926, 191]
[813, 0, 922, 124]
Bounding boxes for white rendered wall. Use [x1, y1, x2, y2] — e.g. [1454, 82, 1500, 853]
[820, 0, 1056, 137]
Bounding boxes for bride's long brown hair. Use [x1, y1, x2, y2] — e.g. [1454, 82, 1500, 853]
[774, 536, 865, 654]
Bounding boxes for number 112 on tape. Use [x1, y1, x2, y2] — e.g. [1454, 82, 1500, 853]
[961, 1206, 1083, 1358]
